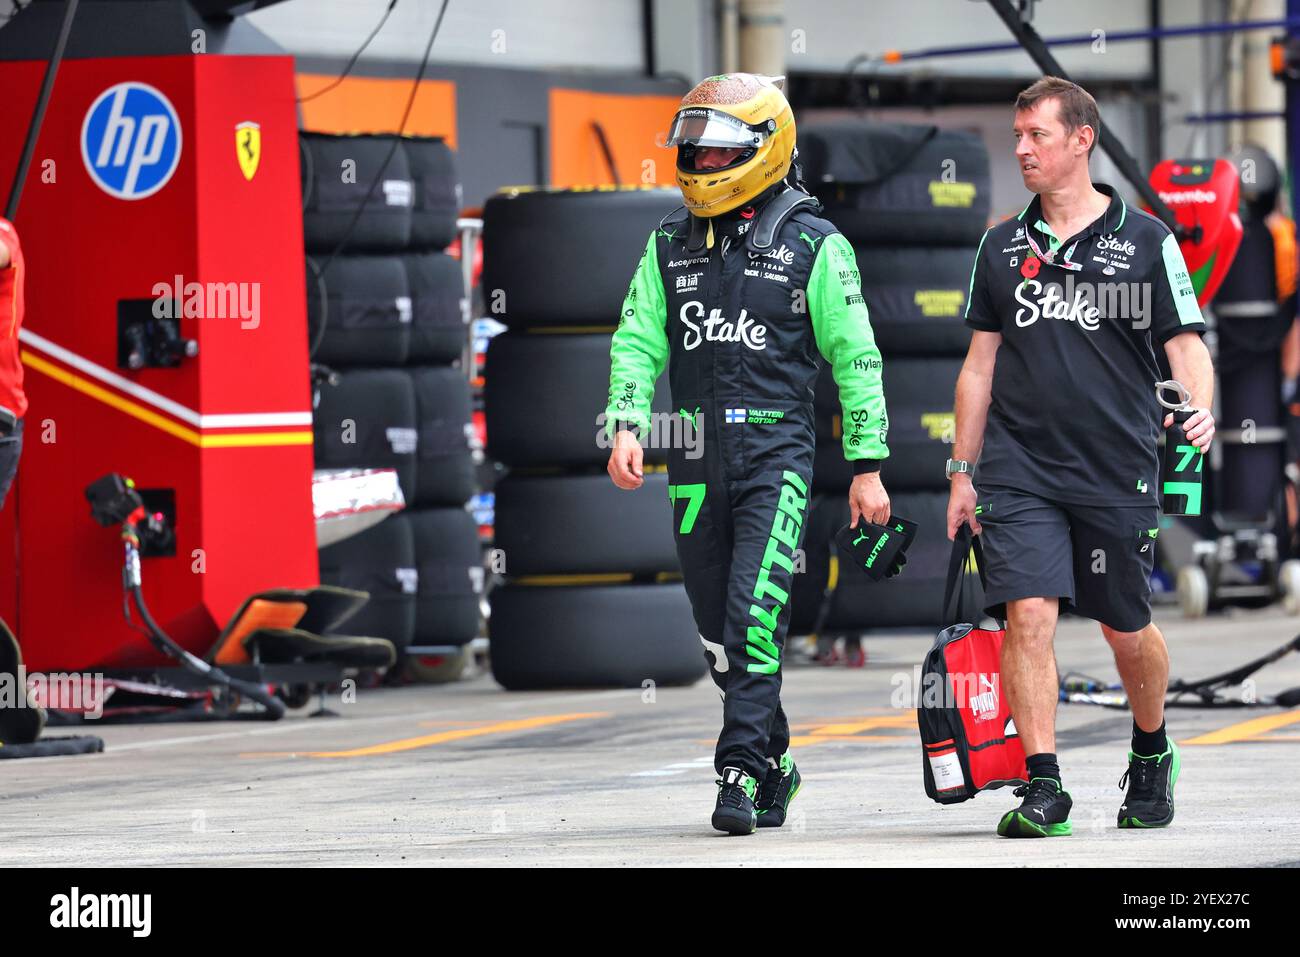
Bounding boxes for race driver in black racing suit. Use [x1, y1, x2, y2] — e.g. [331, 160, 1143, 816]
[605, 73, 892, 834]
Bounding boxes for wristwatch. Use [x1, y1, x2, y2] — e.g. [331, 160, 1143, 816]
[945, 458, 972, 479]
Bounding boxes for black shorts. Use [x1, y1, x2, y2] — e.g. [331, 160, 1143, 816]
[974, 483, 1159, 633]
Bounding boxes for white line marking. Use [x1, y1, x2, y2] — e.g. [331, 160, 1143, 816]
[630, 755, 714, 778]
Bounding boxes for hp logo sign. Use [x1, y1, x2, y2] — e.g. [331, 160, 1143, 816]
[81, 82, 182, 200]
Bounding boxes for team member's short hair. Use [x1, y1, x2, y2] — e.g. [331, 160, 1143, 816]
[1015, 76, 1101, 156]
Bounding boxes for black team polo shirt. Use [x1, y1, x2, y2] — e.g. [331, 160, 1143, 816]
[964, 183, 1207, 506]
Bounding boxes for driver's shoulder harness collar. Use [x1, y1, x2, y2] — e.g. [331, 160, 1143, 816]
[658, 186, 823, 254]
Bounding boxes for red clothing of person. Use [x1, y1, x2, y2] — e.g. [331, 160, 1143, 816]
[0, 217, 26, 419]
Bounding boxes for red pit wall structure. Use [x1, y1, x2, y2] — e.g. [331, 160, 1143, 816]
[0, 54, 317, 672]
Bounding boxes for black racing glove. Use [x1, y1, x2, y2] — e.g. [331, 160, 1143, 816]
[835, 514, 919, 581]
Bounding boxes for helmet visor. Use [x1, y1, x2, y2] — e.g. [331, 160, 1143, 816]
[664, 108, 767, 149]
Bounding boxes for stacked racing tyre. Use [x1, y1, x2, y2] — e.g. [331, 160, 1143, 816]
[792, 121, 990, 635]
[482, 186, 706, 689]
[305, 132, 483, 672]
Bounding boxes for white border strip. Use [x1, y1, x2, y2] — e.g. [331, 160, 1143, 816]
[200, 411, 314, 428]
[19, 328, 312, 429]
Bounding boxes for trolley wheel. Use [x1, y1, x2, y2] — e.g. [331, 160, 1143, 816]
[404, 646, 472, 684]
[275, 684, 314, 710]
[1177, 565, 1210, 618]
[1278, 560, 1300, 615]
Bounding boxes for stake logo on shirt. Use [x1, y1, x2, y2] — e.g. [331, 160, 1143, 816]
[1015, 278, 1102, 331]
[963, 184, 1207, 505]
[1013, 276, 1151, 332]
[1097, 235, 1137, 256]
[747, 243, 795, 265]
[678, 300, 768, 351]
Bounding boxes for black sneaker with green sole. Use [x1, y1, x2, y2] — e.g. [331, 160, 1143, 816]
[1118, 739, 1181, 829]
[756, 752, 801, 828]
[997, 777, 1073, 838]
[712, 766, 758, 835]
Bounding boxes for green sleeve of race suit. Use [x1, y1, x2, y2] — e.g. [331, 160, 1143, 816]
[605, 231, 669, 441]
[808, 233, 890, 463]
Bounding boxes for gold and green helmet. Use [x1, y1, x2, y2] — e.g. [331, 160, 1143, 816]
[664, 73, 796, 218]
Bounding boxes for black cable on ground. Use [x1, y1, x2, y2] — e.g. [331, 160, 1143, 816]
[129, 585, 286, 720]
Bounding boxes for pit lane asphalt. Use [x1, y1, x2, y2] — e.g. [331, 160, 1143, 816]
[3, 605, 1298, 867]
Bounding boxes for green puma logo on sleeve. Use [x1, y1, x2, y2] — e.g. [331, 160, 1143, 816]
[798, 231, 821, 254]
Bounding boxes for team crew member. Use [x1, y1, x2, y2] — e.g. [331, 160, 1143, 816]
[948, 77, 1215, 837]
[605, 73, 891, 834]
[0, 217, 25, 509]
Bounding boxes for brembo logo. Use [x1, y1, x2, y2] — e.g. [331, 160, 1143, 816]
[1159, 189, 1216, 205]
[678, 300, 767, 351]
[1097, 235, 1136, 256]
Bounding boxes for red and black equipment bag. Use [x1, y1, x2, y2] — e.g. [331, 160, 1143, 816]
[918, 526, 1028, 804]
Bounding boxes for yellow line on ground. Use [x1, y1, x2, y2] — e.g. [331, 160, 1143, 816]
[243, 711, 611, 759]
[807, 714, 916, 735]
[513, 573, 633, 586]
[792, 710, 913, 724]
[1181, 709, 1300, 745]
[694, 729, 916, 748]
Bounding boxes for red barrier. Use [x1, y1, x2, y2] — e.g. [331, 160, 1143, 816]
[0, 55, 317, 671]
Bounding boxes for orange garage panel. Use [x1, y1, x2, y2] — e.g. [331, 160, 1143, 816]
[549, 89, 681, 188]
[295, 74, 457, 144]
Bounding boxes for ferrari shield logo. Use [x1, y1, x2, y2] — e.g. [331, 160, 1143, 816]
[235, 121, 261, 181]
